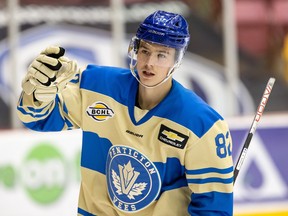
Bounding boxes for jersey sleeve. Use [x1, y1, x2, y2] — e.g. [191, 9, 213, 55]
[185, 118, 234, 215]
[16, 70, 82, 132]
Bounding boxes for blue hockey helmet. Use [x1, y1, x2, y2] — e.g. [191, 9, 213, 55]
[136, 10, 190, 49]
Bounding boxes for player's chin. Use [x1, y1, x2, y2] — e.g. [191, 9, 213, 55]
[139, 78, 157, 87]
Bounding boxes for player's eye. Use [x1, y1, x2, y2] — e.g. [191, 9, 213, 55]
[158, 53, 167, 59]
[139, 48, 150, 56]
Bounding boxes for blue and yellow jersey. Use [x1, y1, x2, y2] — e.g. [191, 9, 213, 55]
[17, 65, 233, 216]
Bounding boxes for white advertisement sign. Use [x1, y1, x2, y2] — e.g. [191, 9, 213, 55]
[0, 129, 82, 215]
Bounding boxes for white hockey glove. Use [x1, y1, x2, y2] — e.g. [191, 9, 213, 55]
[22, 46, 78, 103]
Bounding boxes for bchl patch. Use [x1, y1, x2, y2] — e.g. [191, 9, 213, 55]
[106, 145, 161, 213]
[86, 101, 114, 122]
[158, 124, 188, 149]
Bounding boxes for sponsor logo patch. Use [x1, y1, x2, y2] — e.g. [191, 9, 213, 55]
[86, 101, 114, 122]
[158, 124, 188, 149]
[106, 145, 161, 213]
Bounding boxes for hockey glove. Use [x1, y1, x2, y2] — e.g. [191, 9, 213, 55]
[22, 46, 78, 103]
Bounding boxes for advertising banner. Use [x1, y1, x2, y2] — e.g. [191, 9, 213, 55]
[230, 114, 288, 215]
[0, 129, 82, 215]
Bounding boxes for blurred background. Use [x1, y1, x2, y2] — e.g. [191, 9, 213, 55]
[0, 0, 287, 215]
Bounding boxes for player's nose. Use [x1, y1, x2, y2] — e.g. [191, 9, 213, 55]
[146, 54, 157, 67]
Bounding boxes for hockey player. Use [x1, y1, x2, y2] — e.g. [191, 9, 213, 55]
[17, 10, 234, 215]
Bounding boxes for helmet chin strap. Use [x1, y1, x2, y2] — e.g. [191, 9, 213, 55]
[129, 60, 180, 89]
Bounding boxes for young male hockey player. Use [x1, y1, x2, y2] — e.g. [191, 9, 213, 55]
[17, 10, 234, 216]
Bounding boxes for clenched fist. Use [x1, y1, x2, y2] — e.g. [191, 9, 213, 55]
[22, 46, 78, 103]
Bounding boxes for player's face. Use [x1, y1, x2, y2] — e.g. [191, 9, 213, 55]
[136, 40, 176, 87]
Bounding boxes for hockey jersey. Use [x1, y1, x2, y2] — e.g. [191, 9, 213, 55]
[17, 65, 234, 216]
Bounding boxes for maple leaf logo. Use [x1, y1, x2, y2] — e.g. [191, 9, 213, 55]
[111, 161, 147, 200]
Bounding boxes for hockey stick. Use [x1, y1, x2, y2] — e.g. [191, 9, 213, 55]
[233, 77, 276, 185]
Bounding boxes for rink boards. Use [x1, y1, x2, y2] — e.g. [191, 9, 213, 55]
[0, 113, 287, 215]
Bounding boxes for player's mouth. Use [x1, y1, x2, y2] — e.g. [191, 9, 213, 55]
[142, 70, 155, 78]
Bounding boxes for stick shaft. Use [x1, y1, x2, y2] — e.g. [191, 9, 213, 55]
[233, 77, 276, 184]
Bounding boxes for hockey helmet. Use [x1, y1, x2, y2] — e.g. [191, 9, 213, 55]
[136, 10, 190, 49]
